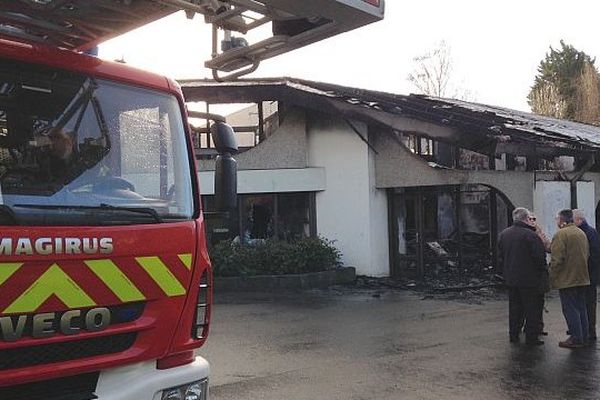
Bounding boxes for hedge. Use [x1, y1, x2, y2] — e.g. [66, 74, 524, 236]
[210, 237, 342, 277]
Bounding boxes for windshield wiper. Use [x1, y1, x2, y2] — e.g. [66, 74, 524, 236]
[98, 203, 162, 223]
[13, 203, 163, 223]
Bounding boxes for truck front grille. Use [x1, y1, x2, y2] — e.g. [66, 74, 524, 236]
[0, 372, 99, 400]
[0, 332, 137, 371]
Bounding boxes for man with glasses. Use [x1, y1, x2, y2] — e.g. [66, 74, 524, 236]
[527, 213, 551, 337]
[529, 214, 551, 253]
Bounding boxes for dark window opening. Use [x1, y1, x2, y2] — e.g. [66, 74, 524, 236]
[399, 132, 436, 162]
[202, 192, 316, 246]
[396, 130, 584, 173]
[397, 131, 496, 170]
[458, 148, 491, 170]
[390, 185, 511, 284]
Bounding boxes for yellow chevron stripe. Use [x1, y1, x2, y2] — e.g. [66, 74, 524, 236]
[178, 253, 192, 270]
[136, 256, 186, 297]
[0, 263, 22, 286]
[85, 259, 146, 302]
[4, 264, 96, 314]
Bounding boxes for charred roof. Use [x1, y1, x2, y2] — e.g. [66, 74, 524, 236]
[180, 77, 600, 158]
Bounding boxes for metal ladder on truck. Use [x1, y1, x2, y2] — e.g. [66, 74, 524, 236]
[0, 0, 384, 80]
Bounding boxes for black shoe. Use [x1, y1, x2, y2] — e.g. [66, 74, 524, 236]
[540, 331, 549, 336]
[526, 339, 544, 346]
[589, 335, 597, 342]
[510, 336, 520, 343]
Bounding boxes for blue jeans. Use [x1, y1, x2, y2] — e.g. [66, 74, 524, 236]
[559, 286, 589, 344]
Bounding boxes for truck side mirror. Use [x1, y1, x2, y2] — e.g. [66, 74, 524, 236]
[211, 121, 238, 154]
[211, 122, 238, 212]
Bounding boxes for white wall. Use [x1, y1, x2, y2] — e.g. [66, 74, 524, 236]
[307, 115, 388, 276]
[202, 112, 391, 277]
[533, 181, 596, 240]
[577, 181, 596, 228]
[198, 168, 326, 195]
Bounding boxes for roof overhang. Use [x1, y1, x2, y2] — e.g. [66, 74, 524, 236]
[180, 78, 600, 159]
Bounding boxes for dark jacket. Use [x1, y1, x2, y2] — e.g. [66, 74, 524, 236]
[498, 221, 547, 288]
[578, 221, 600, 286]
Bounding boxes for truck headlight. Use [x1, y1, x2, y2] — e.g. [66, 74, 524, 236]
[161, 379, 208, 400]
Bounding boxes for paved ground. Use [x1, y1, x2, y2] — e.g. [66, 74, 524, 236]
[198, 288, 600, 400]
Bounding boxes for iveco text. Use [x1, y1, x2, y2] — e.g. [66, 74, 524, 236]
[0, 237, 113, 256]
[0, 307, 111, 342]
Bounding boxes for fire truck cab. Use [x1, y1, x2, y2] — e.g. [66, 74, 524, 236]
[0, 1, 384, 399]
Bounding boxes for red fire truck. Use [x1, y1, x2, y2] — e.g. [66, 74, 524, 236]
[0, 1, 384, 399]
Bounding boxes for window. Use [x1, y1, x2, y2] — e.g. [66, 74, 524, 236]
[202, 192, 316, 245]
[190, 101, 279, 159]
[401, 133, 434, 158]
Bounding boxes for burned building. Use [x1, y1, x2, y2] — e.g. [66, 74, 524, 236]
[180, 78, 600, 281]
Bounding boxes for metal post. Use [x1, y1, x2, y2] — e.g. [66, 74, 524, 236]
[387, 189, 398, 279]
[416, 193, 425, 280]
[309, 192, 318, 238]
[489, 189, 498, 272]
[257, 101, 265, 143]
[456, 186, 463, 269]
[272, 193, 278, 239]
[205, 102, 211, 148]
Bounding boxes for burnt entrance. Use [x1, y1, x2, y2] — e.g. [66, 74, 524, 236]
[389, 185, 512, 283]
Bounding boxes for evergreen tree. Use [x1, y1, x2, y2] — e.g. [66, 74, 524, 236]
[528, 41, 600, 124]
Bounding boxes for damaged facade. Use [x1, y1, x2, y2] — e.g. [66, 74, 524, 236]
[180, 78, 600, 280]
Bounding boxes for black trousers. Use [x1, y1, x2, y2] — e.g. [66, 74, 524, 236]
[508, 286, 543, 340]
[585, 285, 597, 337]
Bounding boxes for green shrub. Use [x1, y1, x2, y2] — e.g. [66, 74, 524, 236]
[210, 237, 342, 277]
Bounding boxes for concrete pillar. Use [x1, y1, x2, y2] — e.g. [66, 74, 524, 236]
[307, 114, 388, 276]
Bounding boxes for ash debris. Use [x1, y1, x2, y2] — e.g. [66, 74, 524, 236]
[349, 243, 503, 303]
[349, 274, 503, 304]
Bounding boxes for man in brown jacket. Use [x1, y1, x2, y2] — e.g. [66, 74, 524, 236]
[550, 209, 590, 348]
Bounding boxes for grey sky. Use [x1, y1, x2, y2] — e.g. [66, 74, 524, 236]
[100, 0, 600, 112]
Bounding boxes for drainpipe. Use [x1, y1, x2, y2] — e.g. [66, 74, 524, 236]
[567, 155, 595, 208]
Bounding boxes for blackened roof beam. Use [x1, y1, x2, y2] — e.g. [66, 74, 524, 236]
[179, 77, 600, 157]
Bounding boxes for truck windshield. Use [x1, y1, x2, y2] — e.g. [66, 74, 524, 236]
[0, 59, 194, 226]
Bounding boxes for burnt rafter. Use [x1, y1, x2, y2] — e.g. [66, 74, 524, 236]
[305, 83, 600, 157]
[409, 96, 600, 152]
[282, 81, 529, 150]
[179, 77, 600, 158]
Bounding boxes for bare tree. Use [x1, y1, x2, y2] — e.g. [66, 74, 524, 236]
[408, 41, 451, 97]
[407, 41, 473, 100]
[529, 82, 566, 118]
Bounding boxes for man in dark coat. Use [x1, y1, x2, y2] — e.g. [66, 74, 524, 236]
[574, 209, 600, 341]
[498, 207, 548, 345]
